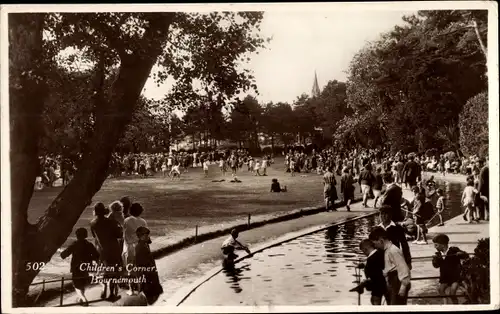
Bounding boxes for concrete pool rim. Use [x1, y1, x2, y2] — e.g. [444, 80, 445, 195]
[167, 210, 380, 306]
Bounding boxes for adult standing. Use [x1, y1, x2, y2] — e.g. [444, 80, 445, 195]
[90, 203, 123, 301]
[323, 167, 338, 211]
[122, 203, 148, 295]
[402, 155, 421, 189]
[380, 173, 404, 223]
[358, 163, 375, 208]
[477, 159, 489, 220]
[340, 167, 355, 212]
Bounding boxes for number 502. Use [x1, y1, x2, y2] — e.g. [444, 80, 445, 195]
[26, 262, 46, 271]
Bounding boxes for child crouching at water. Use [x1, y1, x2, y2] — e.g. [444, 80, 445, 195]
[270, 178, 287, 192]
[60, 228, 100, 306]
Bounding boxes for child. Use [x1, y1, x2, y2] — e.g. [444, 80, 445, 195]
[161, 161, 168, 178]
[358, 239, 388, 305]
[289, 159, 296, 176]
[254, 160, 261, 176]
[270, 178, 287, 192]
[169, 163, 181, 180]
[435, 188, 446, 226]
[432, 234, 469, 304]
[221, 229, 250, 267]
[203, 159, 209, 178]
[412, 188, 433, 244]
[135, 226, 163, 305]
[60, 228, 100, 306]
[248, 158, 254, 172]
[369, 227, 411, 305]
[461, 178, 477, 223]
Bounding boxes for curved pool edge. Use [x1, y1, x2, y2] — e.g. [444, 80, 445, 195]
[167, 210, 380, 307]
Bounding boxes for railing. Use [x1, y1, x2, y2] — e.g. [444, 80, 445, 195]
[353, 253, 475, 305]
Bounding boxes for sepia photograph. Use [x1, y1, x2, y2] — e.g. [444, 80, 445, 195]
[1, 1, 498, 312]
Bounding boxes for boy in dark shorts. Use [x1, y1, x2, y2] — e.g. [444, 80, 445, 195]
[432, 233, 469, 304]
[60, 228, 100, 306]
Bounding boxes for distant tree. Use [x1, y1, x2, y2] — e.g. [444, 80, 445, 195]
[227, 95, 263, 149]
[261, 102, 295, 150]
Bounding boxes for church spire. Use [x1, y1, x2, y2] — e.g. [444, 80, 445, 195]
[311, 71, 320, 98]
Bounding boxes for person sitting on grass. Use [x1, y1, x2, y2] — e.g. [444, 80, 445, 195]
[270, 178, 287, 192]
[60, 228, 100, 306]
[221, 229, 251, 267]
[432, 233, 469, 304]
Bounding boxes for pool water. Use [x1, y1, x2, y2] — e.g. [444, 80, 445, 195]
[179, 181, 466, 306]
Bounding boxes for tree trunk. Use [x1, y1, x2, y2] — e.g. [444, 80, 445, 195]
[9, 13, 47, 306]
[10, 14, 173, 305]
[472, 19, 487, 58]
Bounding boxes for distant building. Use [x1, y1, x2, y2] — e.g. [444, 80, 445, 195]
[311, 71, 320, 98]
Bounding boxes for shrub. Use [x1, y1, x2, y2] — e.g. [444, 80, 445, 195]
[459, 92, 488, 157]
[461, 238, 490, 304]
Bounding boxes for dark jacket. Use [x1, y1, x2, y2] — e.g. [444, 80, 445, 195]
[478, 166, 489, 198]
[403, 161, 421, 184]
[385, 223, 412, 269]
[135, 240, 163, 304]
[364, 249, 387, 297]
[90, 216, 123, 266]
[373, 174, 383, 191]
[358, 170, 375, 186]
[432, 246, 468, 284]
[381, 184, 404, 222]
[60, 239, 99, 273]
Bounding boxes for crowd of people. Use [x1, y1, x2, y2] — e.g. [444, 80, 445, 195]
[52, 143, 489, 306]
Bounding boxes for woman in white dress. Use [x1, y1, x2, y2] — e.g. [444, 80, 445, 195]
[122, 203, 147, 295]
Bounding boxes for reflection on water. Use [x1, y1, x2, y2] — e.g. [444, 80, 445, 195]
[180, 182, 465, 306]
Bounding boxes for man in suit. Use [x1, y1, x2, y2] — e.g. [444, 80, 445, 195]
[378, 205, 412, 269]
[359, 239, 388, 305]
[381, 173, 404, 222]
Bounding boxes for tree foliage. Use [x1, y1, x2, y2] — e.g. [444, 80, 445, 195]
[459, 92, 488, 157]
[10, 11, 266, 304]
[338, 10, 487, 152]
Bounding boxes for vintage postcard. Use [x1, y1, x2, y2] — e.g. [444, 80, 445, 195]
[1, 1, 498, 313]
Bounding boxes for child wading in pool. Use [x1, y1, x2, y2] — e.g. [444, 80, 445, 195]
[221, 229, 250, 268]
[432, 234, 469, 304]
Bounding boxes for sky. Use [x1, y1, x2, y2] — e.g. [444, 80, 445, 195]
[142, 10, 416, 105]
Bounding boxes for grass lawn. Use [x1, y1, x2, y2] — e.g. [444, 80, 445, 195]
[28, 157, 361, 247]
